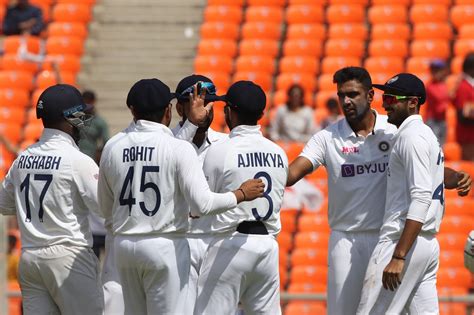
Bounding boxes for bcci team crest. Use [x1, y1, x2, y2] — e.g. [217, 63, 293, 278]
[379, 141, 390, 152]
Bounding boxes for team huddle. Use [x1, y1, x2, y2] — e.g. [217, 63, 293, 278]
[0, 67, 472, 315]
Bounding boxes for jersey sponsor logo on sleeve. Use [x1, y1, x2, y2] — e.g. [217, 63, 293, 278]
[341, 146, 360, 154]
[17, 155, 61, 170]
[237, 152, 285, 168]
[341, 162, 389, 177]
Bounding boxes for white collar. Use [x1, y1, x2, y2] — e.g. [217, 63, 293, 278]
[40, 128, 78, 148]
[229, 125, 262, 138]
[134, 119, 173, 136]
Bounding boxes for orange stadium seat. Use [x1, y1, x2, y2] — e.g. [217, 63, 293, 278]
[445, 197, 474, 217]
[454, 39, 474, 57]
[30, 0, 54, 5]
[1, 54, 38, 73]
[276, 73, 316, 94]
[245, 6, 284, 23]
[298, 213, 330, 233]
[233, 71, 272, 91]
[285, 302, 326, 315]
[455, 0, 474, 3]
[8, 281, 22, 315]
[279, 56, 319, 74]
[56, 0, 96, 4]
[368, 5, 408, 24]
[321, 57, 361, 74]
[283, 39, 323, 58]
[317, 73, 336, 91]
[200, 22, 240, 40]
[23, 122, 44, 142]
[370, 23, 410, 41]
[294, 231, 329, 250]
[31, 88, 45, 107]
[438, 234, 468, 252]
[439, 251, 465, 269]
[43, 54, 81, 74]
[197, 39, 237, 57]
[288, 0, 326, 4]
[329, 0, 367, 4]
[3, 36, 41, 54]
[235, 56, 275, 74]
[328, 23, 367, 40]
[287, 283, 326, 294]
[272, 89, 313, 108]
[326, 5, 365, 24]
[409, 5, 448, 24]
[285, 142, 305, 162]
[248, 0, 286, 6]
[0, 71, 34, 91]
[286, 24, 326, 40]
[52, 4, 91, 23]
[291, 265, 328, 284]
[0, 107, 25, 124]
[324, 39, 365, 58]
[410, 40, 450, 59]
[406, 57, 432, 74]
[36, 70, 76, 89]
[48, 22, 88, 39]
[437, 268, 472, 289]
[241, 22, 281, 40]
[281, 213, 297, 233]
[443, 141, 462, 162]
[204, 5, 242, 24]
[369, 40, 408, 58]
[450, 5, 474, 30]
[451, 56, 464, 74]
[413, 0, 451, 4]
[291, 248, 328, 266]
[239, 39, 279, 57]
[364, 57, 404, 74]
[194, 56, 233, 73]
[46, 36, 84, 56]
[0, 89, 30, 108]
[458, 24, 474, 38]
[277, 231, 293, 253]
[286, 5, 324, 24]
[440, 215, 474, 235]
[412, 23, 452, 40]
[207, 0, 244, 5]
[0, 123, 22, 144]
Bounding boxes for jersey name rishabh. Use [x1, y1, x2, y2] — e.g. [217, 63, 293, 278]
[17, 155, 61, 170]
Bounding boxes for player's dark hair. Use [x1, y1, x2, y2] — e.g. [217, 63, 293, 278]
[134, 107, 167, 123]
[462, 52, 474, 73]
[82, 90, 96, 104]
[235, 110, 263, 126]
[333, 67, 372, 91]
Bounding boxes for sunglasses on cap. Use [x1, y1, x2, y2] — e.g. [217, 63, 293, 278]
[382, 94, 419, 105]
[63, 105, 93, 128]
[179, 82, 217, 99]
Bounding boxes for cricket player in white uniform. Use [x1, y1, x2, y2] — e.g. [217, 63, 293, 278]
[170, 74, 228, 311]
[286, 67, 471, 315]
[0, 84, 104, 315]
[357, 73, 446, 314]
[195, 81, 288, 315]
[98, 78, 264, 315]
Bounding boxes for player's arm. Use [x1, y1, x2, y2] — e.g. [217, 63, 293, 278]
[383, 137, 432, 291]
[287, 157, 314, 187]
[97, 147, 115, 220]
[0, 165, 17, 215]
[444, 167, 471, 196]
[74, 155, 102, 218]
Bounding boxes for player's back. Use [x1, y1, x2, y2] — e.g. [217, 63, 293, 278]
[5, 128, 98, 248]
[203, 125, 288, 235]
[100, 120, 198, 235]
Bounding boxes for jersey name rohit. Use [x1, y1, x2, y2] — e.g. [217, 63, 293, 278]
[122, 146, 155, 162]
[17, 155, 61, 170]
[237, 152, 285, 168]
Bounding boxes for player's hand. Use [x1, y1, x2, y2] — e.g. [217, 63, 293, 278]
[234, 179, 265, 203]
[186, 82, 213, 127]
[456, 171, 471, 197]
[382, 258, 404, 291]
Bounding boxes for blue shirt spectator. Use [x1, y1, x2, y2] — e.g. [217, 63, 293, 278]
[3, 0, 44, 36]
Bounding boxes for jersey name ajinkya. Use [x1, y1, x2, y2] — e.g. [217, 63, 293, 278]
[17, 155, 61, 170]
[237, 152, 285, 169]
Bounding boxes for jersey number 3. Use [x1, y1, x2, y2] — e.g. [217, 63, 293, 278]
[119, 166, 161, 217]
[20, 174, 53, 222]
[252, 171, 273, 221]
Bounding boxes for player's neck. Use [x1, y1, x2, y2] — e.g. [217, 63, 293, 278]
[349, 110, 376, 137]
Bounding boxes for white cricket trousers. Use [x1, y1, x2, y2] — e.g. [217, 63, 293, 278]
[19, 244, 104, 315]
[357, 235, 440, 315]
[114, 234, 190, 315]
[187, 235, 214, 313]
[194, 233, 281, 315]
[327, 230, 379, 315]
[102, 232, 124, 315]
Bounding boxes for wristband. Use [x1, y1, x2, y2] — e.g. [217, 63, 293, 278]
[392, 255, 406, 261]
[238, 188, 247, 201]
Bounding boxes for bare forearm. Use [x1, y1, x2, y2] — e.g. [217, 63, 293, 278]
[444, 167, 459, 189]
[393, 219, 423, 258]
[287, 157, 313, 187]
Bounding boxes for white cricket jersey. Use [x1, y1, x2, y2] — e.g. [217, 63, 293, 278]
[0, 128, 100, 248]
[300, 111, 397, 232]
[98, 120, 237, 236]
[379, 115, 445, 241]
[172, 121, 229, 234]
[202, 125, 288, 235]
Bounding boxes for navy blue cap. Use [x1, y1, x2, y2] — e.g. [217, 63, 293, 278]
[36, 84, 89, 122]
[222, 80, 266, 114]
[174, 74, 222, 102]
[373, 73, 426, 105]
[126, 79, 173, 114]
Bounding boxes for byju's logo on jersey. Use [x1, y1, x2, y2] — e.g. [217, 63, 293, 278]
[341, 162, 389, 177]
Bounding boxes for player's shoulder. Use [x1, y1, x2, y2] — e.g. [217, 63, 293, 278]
[208, 128, 228, 143]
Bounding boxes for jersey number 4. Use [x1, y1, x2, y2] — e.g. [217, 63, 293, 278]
[119, 166, 161, 217]
[20, 174, 53, 222]
[252, 171, 274, 221]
